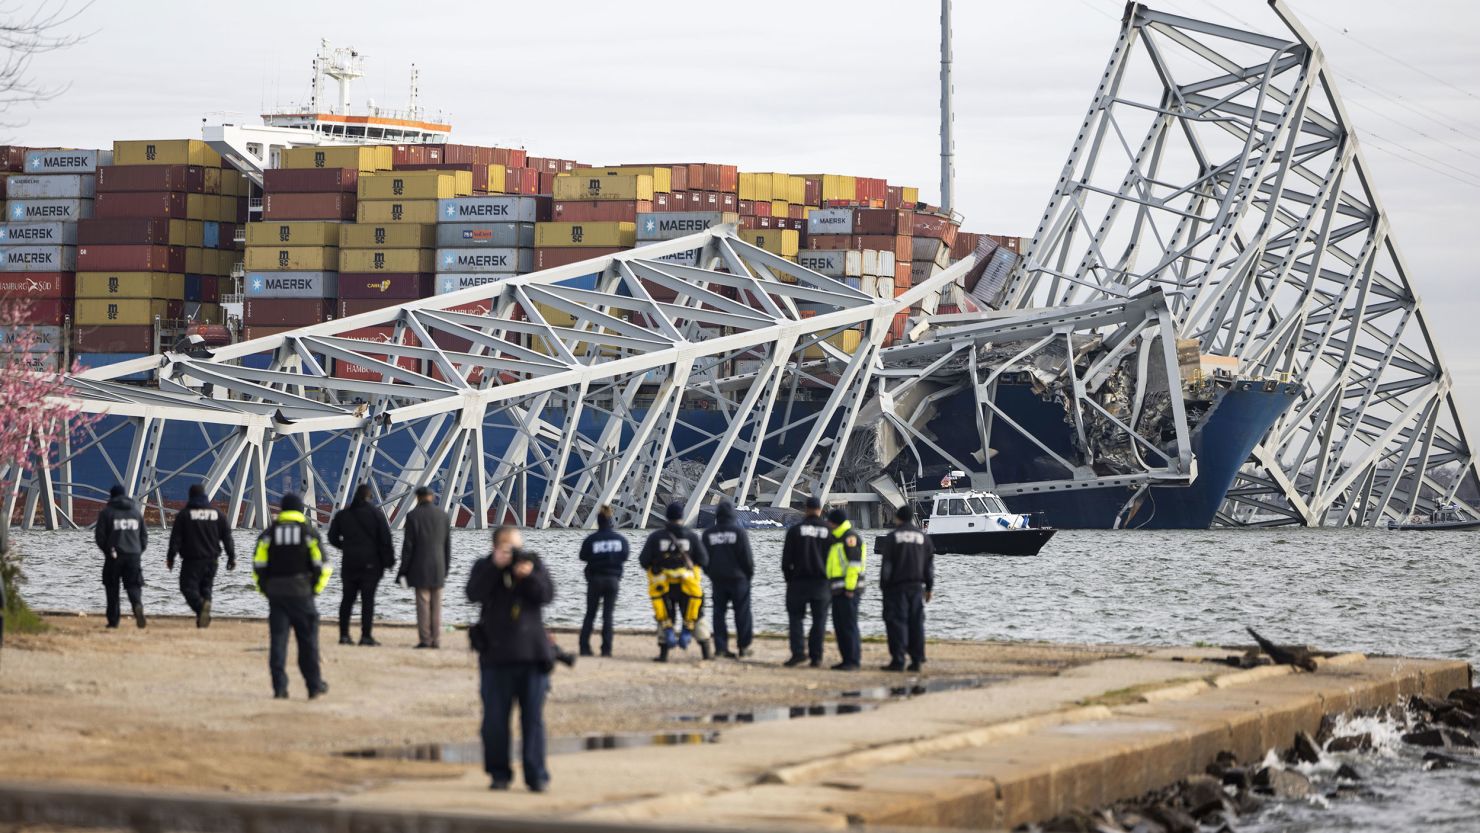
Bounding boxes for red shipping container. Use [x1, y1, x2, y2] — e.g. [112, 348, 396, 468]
[911, 213, 959, 246]
[538, 171, 559, 196]
[884, 185, 903, 209]
[490, 147, 527, 168]
[788, 204, 806, 220]
[95, 192, 191, 219]
[807, 234, 851, 251]
[336, 298, 402, 318]
[428, 144, 480, 165]
[737, 199, 755, 216]
[526, 157, 559, 174]
[332, 325, 423, 381]
[651, 193, 674, 211]
[77, 244, 186, 272]
[262, 168, 359, 193]
[337, 272, 435, 300]
[0, 145, 27, 172]
[13, 298, 72, 325]
[243, 299, 334, 327]
[803, 178, 822, 206]
[236, 196, 249, 224]
[391, 144, 427, 167]
[73, 324, 157, 354]
[552, 200, 653, 222]
[739, 216, 774, 230]
[854, 208, 912, 236]
[262, 192, 357, 221]
[718, 193, 738, 212]
[0, 272, 73, 298]
[750, 200, 771, 218]
[853, 234, 913, 263]
[96, 165, 205, 194]
[448, 300, 492, 316]
[533, 246, 624, 270]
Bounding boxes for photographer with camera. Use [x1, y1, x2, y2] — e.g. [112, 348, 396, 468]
[466, 525, 555, 793]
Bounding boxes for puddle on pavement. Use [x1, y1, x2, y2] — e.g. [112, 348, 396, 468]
[344, 676, 996, 763]
[344, 730, 719, 764]
[676, 675, 1000, 724]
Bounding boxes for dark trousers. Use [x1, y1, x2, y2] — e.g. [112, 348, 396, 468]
[580, 574, 620, 655]
[338, 572, 381, 639]
[178, 559, 218, 614]
[480, 661, 549, 787]
[101, 553, 144, 627]
[831, 589, 863, 666]
[785, 578, 832, 662]
[711, 577, 753, 655]
[883, 584, 927, 665]
[268, 594, 323, 695]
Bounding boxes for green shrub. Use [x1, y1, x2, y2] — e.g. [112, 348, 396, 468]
[1, 545, 49, 635]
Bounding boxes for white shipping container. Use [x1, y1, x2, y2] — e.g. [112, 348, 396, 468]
[910, 261, 937, 285]
[861, 249, 897, 277]
[651, 246, 703, 267]
[437, 196, 540, 224]
[435, 273, 509, 294]
[23, 148, 110, 173]
[806, 208, 854, 236]
[434, 222, 535, 248]
[0, 221, 77, 245]
[437, 248, 533, 274]
[244, 271, 338, 299]
[796, 249, 861, 277]
[636, 211, 730, 241]
[911, 235, 948, 264]
[0, 324, 64, 350]
[8, 199, 92, 222]
[0, 245, 75, 272]
[7, 174, 97, 199]
[12, 350, 60, 372]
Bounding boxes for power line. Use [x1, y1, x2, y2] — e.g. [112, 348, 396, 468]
[1299, 7, 1480, 105]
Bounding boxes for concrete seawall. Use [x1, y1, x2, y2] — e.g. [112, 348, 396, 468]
[0, 617, 1469, 831]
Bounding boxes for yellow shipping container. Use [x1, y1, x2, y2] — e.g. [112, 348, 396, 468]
[339, 223, 437, 249]
[185, 247, 203, 274]
[357, 199, 440, 224]
[534, 221, 636, 248]
[202, 167, 222, 195]
[182, 220, 203, 248]
[358, 171, 473, 200]
[113, 139, 222, 167]
[551, 174, 653, 202]
[219, 249, 240, 277]
[901, 186, 919, 204]
[244, 246, 340, 271]
[76, 272, 185, 300]
[739, 228, 799, 257]
[570, 167, 672, 193]
[807, 174, 856, 203]
[245, 221, 341, 247]
[338, 248, 436, 273]
[771, 200, 790, 218]
[76, 298, 175, 326]
[216, 195, 239, 222]
[221, 168, 240, 196]
[483, 163, 507, 194]
[280, 145, 393, 172]
[738, 172, 772, 203]
[191, 303, 222, 324]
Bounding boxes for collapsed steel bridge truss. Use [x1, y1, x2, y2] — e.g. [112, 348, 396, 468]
[1002, 1, 1477, 525]
[8, 231, 973, 530]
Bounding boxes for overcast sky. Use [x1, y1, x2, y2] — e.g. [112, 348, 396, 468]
[14, 0, 1480, 426]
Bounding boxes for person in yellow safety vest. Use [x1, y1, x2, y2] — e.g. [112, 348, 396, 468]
[824, 507, 867, 671]
[252, 493, 332, 700]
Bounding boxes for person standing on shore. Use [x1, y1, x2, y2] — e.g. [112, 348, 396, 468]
[878, 505, 934, 672]
[467, 525, 555, 792]
[95, 484, 149, 629]
[252, 493, 330, 700]
[780, 496, 831, 668]
[703, 500, 754, 659]
[165, 483, 236, 628]
[638, 502, 711, 662]
[327, 484, 395, 647]
[577, 505, 628, 657]
[824, 507, 866, 671]
[399, 487, 452, 649]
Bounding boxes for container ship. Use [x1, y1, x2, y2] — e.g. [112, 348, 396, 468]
[0, 43, 1288, 530]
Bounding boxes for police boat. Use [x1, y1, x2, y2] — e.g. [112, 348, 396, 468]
[922, 473, 1056, 556]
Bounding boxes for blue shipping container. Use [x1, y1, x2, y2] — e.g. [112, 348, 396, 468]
[202, 221, 220, 249]
[76, 353, 152, 383]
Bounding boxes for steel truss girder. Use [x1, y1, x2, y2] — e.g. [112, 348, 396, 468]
[1001, 1, 1477, 526]
[29, 229, 968, 530]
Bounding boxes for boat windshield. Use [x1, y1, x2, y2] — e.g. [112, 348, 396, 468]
[984, 495, 1009, 513]
[967, 496, 990, 514]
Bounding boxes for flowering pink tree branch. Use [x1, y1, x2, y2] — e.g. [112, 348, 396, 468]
[0, 299, 101, 537]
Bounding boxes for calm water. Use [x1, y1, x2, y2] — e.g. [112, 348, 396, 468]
[13, 527, 1479, 665]
[10, 525, 1479, 831]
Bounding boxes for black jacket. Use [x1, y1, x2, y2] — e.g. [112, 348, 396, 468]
[466, 553, 555, 665]
[166, 493, 235, 565]
[702, 512, 753, 581]
[328, 499, 395, 576]
[781, 514, 830, 581]
[399, 502, 451, 589]
[879, 522, 935, 591]
[252, 510, 329, 598]
[638, 522, 708, 572]
[95, 496, 147, 557]
[579, 519, 629, 579]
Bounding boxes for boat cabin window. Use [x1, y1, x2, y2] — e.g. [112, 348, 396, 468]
[943, 498, 969, 516]
[983, 495, 1009, 514]
[967, 496, 990, 514]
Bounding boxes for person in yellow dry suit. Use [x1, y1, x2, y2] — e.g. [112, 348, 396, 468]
[637, 502, 711, 662]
